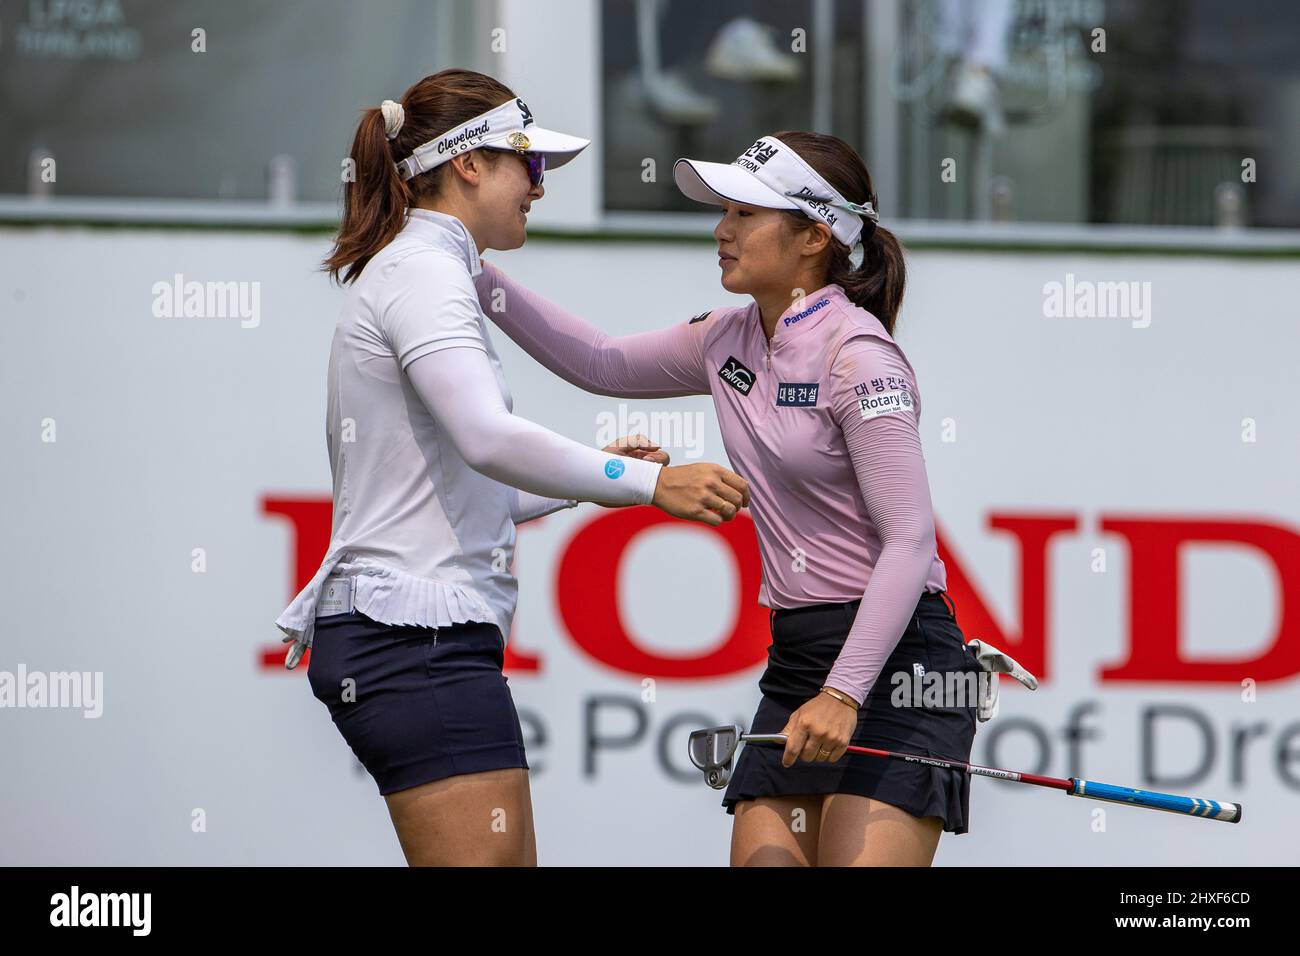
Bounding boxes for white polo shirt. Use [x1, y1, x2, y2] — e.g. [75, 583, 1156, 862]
[275, 209, 574, 667]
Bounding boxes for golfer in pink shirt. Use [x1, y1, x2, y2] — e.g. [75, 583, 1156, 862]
[475, 131, 982, 866]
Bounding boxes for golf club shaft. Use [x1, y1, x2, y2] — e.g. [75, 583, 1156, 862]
[741, 734, 1242, 823]
[742, 733, 1063, 787]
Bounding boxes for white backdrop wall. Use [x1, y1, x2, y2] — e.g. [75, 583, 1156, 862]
[1, 224, 1298, 865]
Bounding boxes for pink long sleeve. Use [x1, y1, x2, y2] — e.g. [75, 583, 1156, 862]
[474, 261, 712, 397]
[823, 336, 939, 704]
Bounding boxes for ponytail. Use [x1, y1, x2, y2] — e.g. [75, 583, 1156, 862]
[324, 69, 517, 285]
[325, 107, 411, 285]
[827, 222, 906, 335]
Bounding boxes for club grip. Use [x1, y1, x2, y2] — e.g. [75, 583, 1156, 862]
[1070, 779, 1242, 823]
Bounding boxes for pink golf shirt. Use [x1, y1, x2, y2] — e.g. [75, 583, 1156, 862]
[475, 265, 948, 703]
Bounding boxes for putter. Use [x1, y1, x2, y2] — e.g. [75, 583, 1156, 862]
[687, 724, 1242, 824]
[687, 725, 784, 789]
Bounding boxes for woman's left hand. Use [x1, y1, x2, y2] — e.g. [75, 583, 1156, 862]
[779, 690, 860, 767]
[602, 433, 670, 464]
[591, 434, 670, 509]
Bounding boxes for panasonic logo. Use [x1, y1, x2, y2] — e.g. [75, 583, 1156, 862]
[783, 297, 830, 326]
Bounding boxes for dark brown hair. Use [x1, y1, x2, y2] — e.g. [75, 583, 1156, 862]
[771, 130, 906, 334]
[324, 69, 517, 284]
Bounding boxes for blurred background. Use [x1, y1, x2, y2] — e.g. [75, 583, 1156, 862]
[6, 0, 1300, 228]
[2, 0, 1298, 865]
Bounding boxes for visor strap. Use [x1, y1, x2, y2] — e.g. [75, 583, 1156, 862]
[785, 192, 880, 224]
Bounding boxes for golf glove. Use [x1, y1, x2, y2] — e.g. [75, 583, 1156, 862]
[965, 639, 1039, 721]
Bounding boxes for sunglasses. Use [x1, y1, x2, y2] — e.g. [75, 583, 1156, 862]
[488, 147, 545, 187]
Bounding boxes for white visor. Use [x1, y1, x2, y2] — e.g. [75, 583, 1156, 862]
[396, 97, 590, 181]
[674, 135, 877, 248]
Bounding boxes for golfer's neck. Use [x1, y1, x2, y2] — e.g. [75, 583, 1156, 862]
[413, 196, 488, 255]
[755, 272, 826, 342]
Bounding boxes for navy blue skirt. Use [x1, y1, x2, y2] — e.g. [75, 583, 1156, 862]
[722, 590, 981, 834]
[306, 609, 528, 795]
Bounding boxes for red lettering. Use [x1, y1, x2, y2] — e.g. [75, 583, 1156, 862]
[259, 496, 331, 670]
[258, 494, 1300, 688]
[503, 521, 542, 674]
[1101, 517, 1300, 682]
[557, 507, 769, 678]
[938, 513, 1079, 684]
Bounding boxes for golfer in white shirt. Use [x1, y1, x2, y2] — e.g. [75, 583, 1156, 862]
[277, 68, 749, 866]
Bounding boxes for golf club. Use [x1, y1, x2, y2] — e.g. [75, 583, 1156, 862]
[687, 724, 1243, 823]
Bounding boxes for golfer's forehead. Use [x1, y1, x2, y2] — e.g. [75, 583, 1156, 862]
[721, 199, 776, 217]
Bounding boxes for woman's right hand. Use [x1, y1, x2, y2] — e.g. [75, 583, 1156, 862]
[651, 463, 750, 526]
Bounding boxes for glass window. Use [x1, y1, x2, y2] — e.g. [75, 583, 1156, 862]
[601, 0, 1300, 228]
[602, 0, 865, 213]
[0, 0, 477, 203]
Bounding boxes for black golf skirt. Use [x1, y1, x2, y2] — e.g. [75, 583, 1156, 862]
[722, 590, 981, 834]
[306, 608, 528, 796]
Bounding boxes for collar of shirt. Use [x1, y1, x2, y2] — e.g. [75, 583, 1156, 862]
[764, 282, 846, 346]
[404, 208, 482, 277]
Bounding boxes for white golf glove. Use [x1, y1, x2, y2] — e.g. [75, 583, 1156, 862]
[965, 639, 1039, 721]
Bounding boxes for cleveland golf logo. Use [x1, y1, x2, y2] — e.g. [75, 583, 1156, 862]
[436, 119, 491, 155]
[49, 886, 151, 936]
[717, 356, 756, 395]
